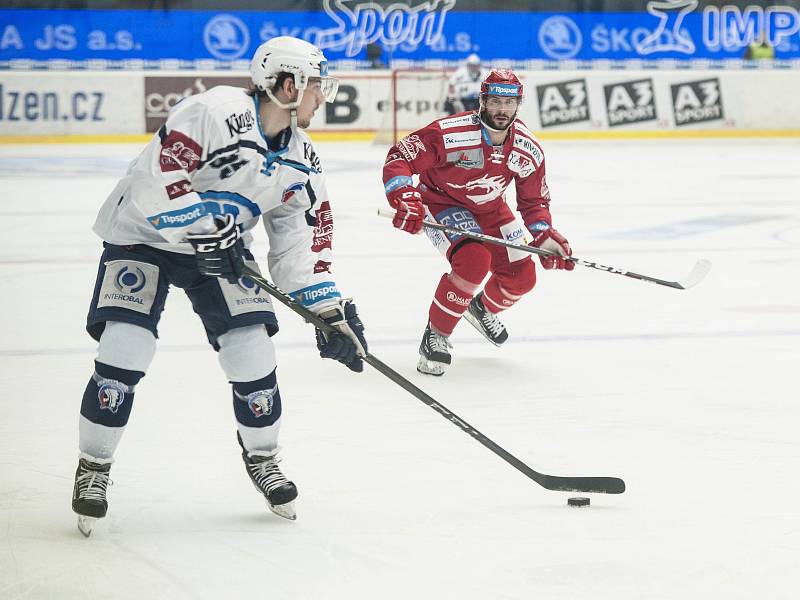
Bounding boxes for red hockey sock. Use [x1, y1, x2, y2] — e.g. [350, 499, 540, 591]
[429, 273, 474, 336]
[482, 276, 523, 314]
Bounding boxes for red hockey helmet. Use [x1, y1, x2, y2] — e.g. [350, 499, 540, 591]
[480, 69, 524, 99]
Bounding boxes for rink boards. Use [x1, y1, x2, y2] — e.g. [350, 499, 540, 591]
[1, 67, 799, 141]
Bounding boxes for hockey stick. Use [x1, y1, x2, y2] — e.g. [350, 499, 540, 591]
[241, 265, 625, 495]
[377, 208, 711, 290]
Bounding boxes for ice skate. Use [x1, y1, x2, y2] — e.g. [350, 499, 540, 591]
[71, 454, 113, 537]
[417, 323, 453, 376]
[463, 292, 508, 346]
[242, 448, 298, 521]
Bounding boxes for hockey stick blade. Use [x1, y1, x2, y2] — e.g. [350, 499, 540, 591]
[377, 208, 711, 291]
[538, 474, 626, 494]
[240, 266, 626, 496]
[675, 258, 712, 290]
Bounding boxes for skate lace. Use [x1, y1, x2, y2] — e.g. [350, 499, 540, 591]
[76, 469, 111, 501]
[428, 329, 453, 353]
[249, 458, 289, 494]
[481, 309, 505, 337]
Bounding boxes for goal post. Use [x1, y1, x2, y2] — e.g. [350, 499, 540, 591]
[374, 68, 452, 145]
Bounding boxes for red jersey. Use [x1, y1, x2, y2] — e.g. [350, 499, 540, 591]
[383, 111, 553, 230]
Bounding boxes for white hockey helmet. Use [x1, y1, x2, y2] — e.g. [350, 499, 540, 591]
[466, 53, 481, 65]
[250, 36, 339, 110]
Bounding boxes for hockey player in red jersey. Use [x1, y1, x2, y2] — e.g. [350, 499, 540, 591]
[382, 69, 574, 376]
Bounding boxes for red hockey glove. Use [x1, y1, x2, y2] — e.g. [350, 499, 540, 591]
[387, 187, 424, 234]
[530, 224, 575, 270]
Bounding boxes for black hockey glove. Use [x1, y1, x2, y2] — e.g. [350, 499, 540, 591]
[187, 213, 245, 284]
[315, 300, 368, 373]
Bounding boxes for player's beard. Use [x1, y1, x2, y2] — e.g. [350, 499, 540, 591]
[296, 106, 317, 129]
[480, 109, 516, 132]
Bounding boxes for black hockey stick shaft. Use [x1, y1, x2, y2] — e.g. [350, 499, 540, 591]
[242, 266, 625, 495]
[377, 208, 710, 290]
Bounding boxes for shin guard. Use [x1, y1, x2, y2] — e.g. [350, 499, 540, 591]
[429, 274, 475, 336]
[233, 369, 282, 453]
[80, 361, 143, 428]
[79, 361, 144, 458]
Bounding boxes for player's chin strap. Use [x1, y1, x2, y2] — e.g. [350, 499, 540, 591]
[265, 87, 305, 132]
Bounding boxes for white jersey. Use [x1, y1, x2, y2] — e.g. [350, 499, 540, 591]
[94, 85, 341, 313]
[446, 66, 487, 103]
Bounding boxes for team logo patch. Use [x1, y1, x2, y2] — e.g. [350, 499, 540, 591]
[398, 134, 426, 161]
[235, 276, 261, 296]
[385, 152, 404, 164]
[445, 290, 470, 307]
[435, 207, 482, 243]
[165, 179, 193, 200]
[159, 130, 202, 173]
[513, 135, 543, 167]
[281, 182, 306, 204]
[446, 148, 484, 170]
[442, 130, 481, 149]
[114, 265, 147, 295]
[147, 204, 205, 229]
[384, 175, 413, 193]
[219, 266, 274, 317]
[303, 143, 322, 172]
[312, 200, 334, 252]
[500, 219, 533, 263]
[438, 114, 477, 130]
[446, 175, 508, 205]
[97, 379, 126, 414]
[540, 176, 551, 200]
[314, 260, 332, 274]
[507, 151, 536, 178]
[225, 109, 255, 136]
[293, 282, 340, 306]
[245, 389, 274, 417]
[486, 83, 521, 96]
[98, 260, 159, 315]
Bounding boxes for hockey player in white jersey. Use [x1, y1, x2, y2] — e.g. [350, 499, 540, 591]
[72, 36, 368, 535]
[443, 53, 484, 115]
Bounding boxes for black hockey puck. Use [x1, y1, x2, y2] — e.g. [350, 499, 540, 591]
[567, 497, 590, 507]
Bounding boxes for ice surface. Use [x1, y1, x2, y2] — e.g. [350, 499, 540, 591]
[1, 137, 799, 599]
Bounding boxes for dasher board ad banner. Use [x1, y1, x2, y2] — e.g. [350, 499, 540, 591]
[2, 69, 799, 137]
[0, 73, 142, 135]
[1, 4, 799, 62]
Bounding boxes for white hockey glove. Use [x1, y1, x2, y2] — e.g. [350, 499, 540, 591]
[315, 300, 368, 373]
